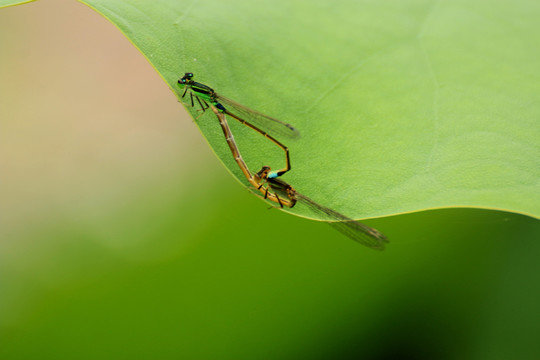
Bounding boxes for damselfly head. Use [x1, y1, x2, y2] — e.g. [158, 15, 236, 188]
[256, 166, 271, 179]
[178, 72, 194, 85]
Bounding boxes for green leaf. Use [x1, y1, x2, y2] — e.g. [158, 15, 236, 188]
[78, 0, 539, 220]
[0, 0, 36, 8]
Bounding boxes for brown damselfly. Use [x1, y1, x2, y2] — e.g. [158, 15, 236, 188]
[208, 105, 388, 250]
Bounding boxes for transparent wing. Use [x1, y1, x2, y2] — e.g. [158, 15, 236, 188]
[216, 94, 300, 140]
[296, 193, 388, 250]
[266, 178, 388, 250]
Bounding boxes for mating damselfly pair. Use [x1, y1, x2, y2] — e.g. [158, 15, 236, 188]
[177, 72, 388, 250]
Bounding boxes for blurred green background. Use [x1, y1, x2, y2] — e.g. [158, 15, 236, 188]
[1, 1, 539, 359]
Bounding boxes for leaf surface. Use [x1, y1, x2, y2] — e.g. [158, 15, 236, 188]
[77, 0, 540, 219]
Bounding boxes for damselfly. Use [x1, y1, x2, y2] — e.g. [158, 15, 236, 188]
[208, 104, 388, 250]
[178, 72, 299, 177]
